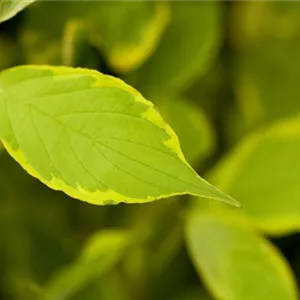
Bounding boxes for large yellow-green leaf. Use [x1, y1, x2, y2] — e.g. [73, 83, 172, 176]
[44, 230, 130, 300]
[129, 1, 222, 99]
[186, 210, 298, 300]
[0, 65, 236, 205]
[0, 0, 35, 24]
[158, 98, 215, 166]
[210, 115, 300, 235]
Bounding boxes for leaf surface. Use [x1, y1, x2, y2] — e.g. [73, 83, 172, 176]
[86, 1, 170, 72]
[158, 98, 215, 166]
[20, 1, 169, 71]
[44, 230, 129, 300]
[232, 1, 300, 128]
[210, 115, 300, 235]
[128, 1, 222, 98]
[0, 0, 35, 23]
[0, 65, 236, 205]
[186, 210, 298, 300]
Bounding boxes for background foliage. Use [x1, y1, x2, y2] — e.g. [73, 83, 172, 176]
[0, 1, 300, 299]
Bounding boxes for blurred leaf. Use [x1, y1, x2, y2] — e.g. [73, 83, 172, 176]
[0, 0, 35, 24]
[175, 288, 212, 300]
[44, 230, 130, 300]
[20, 1, 84, 64]
[86, 1, 170, 72]
[122, 244, 147, 299]
[139, 199, 183, 275]
[232, 1, 300, 128]
[71, 271, 130, 300]
[20, 1, 169, 71]
[151, 219, 182, 275]
[186, 210, 298, 300]
[0, 153, 74, 298]
[122, 198, 184, 298]
[158, 98, 215, 166]
[210, 114, 300, 235]
[0, 65, 237, 205]
[61, 20, 98, 68]
[0, 34, 17, 70]
[21, 2, 98, 68]
[11, 279, 43, 300]
[234, 45, 300, 127]
[129, 1, 223, 99]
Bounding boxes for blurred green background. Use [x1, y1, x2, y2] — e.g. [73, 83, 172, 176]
[1, 1, 300, 299]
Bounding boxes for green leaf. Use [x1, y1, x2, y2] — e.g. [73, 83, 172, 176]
[20, 1, 82, 65]
[158, 98, 215, 166]
[9, 280, 43, 300]
[186, 210, 298, 300]
[0, 0, 35, 24]
[86, 1, 170, 72]
[71, 271, 130, 300]
[0, 151, 73, 287]
[0, 34, 17, 71]
[210, 115, 300, 235]
[20, 1, 169, 71]
[232, 1, 300, 128]
[128, 1, 223, 99]
[175, 289, 212, 300]
[61, 20, 98, 69]
[44, 230, 130, 300]
[0, 65, 237, 206]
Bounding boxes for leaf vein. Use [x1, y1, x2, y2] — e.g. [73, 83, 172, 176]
[30, 105, 167, 193]
[98, 136, 176, 158]
[67, 133, 108, 190]
[32, 105, 200, 192]
[28, 105, 71, 186]
[93, 142, 167, 193]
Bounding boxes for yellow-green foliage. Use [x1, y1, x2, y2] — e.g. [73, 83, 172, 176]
[0, 1, 300, 300]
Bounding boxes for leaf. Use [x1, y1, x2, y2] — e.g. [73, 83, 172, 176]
[20, 1, 169, 71]
[20, 1, 83, 65]
[186, 210, 298, 300]
[86, 1, 170, 72]
[232, 1, 300, 128]
[44, 230, 130, 300]
[61, 20, 98, 69]
[128, 1, 223, 99]
[0, 34, 17, 71]
[62, 21, 87, 67]
[71, 272, 130, 300]
[0, 65, 237, 206]
[158, 98, 215, 166]
[175, 288, 212, 300]
[0, 151, 73, 287]
[9, 279, 43, 300]
[0, 0, 35, 24]
[209, 115, 300, 235]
